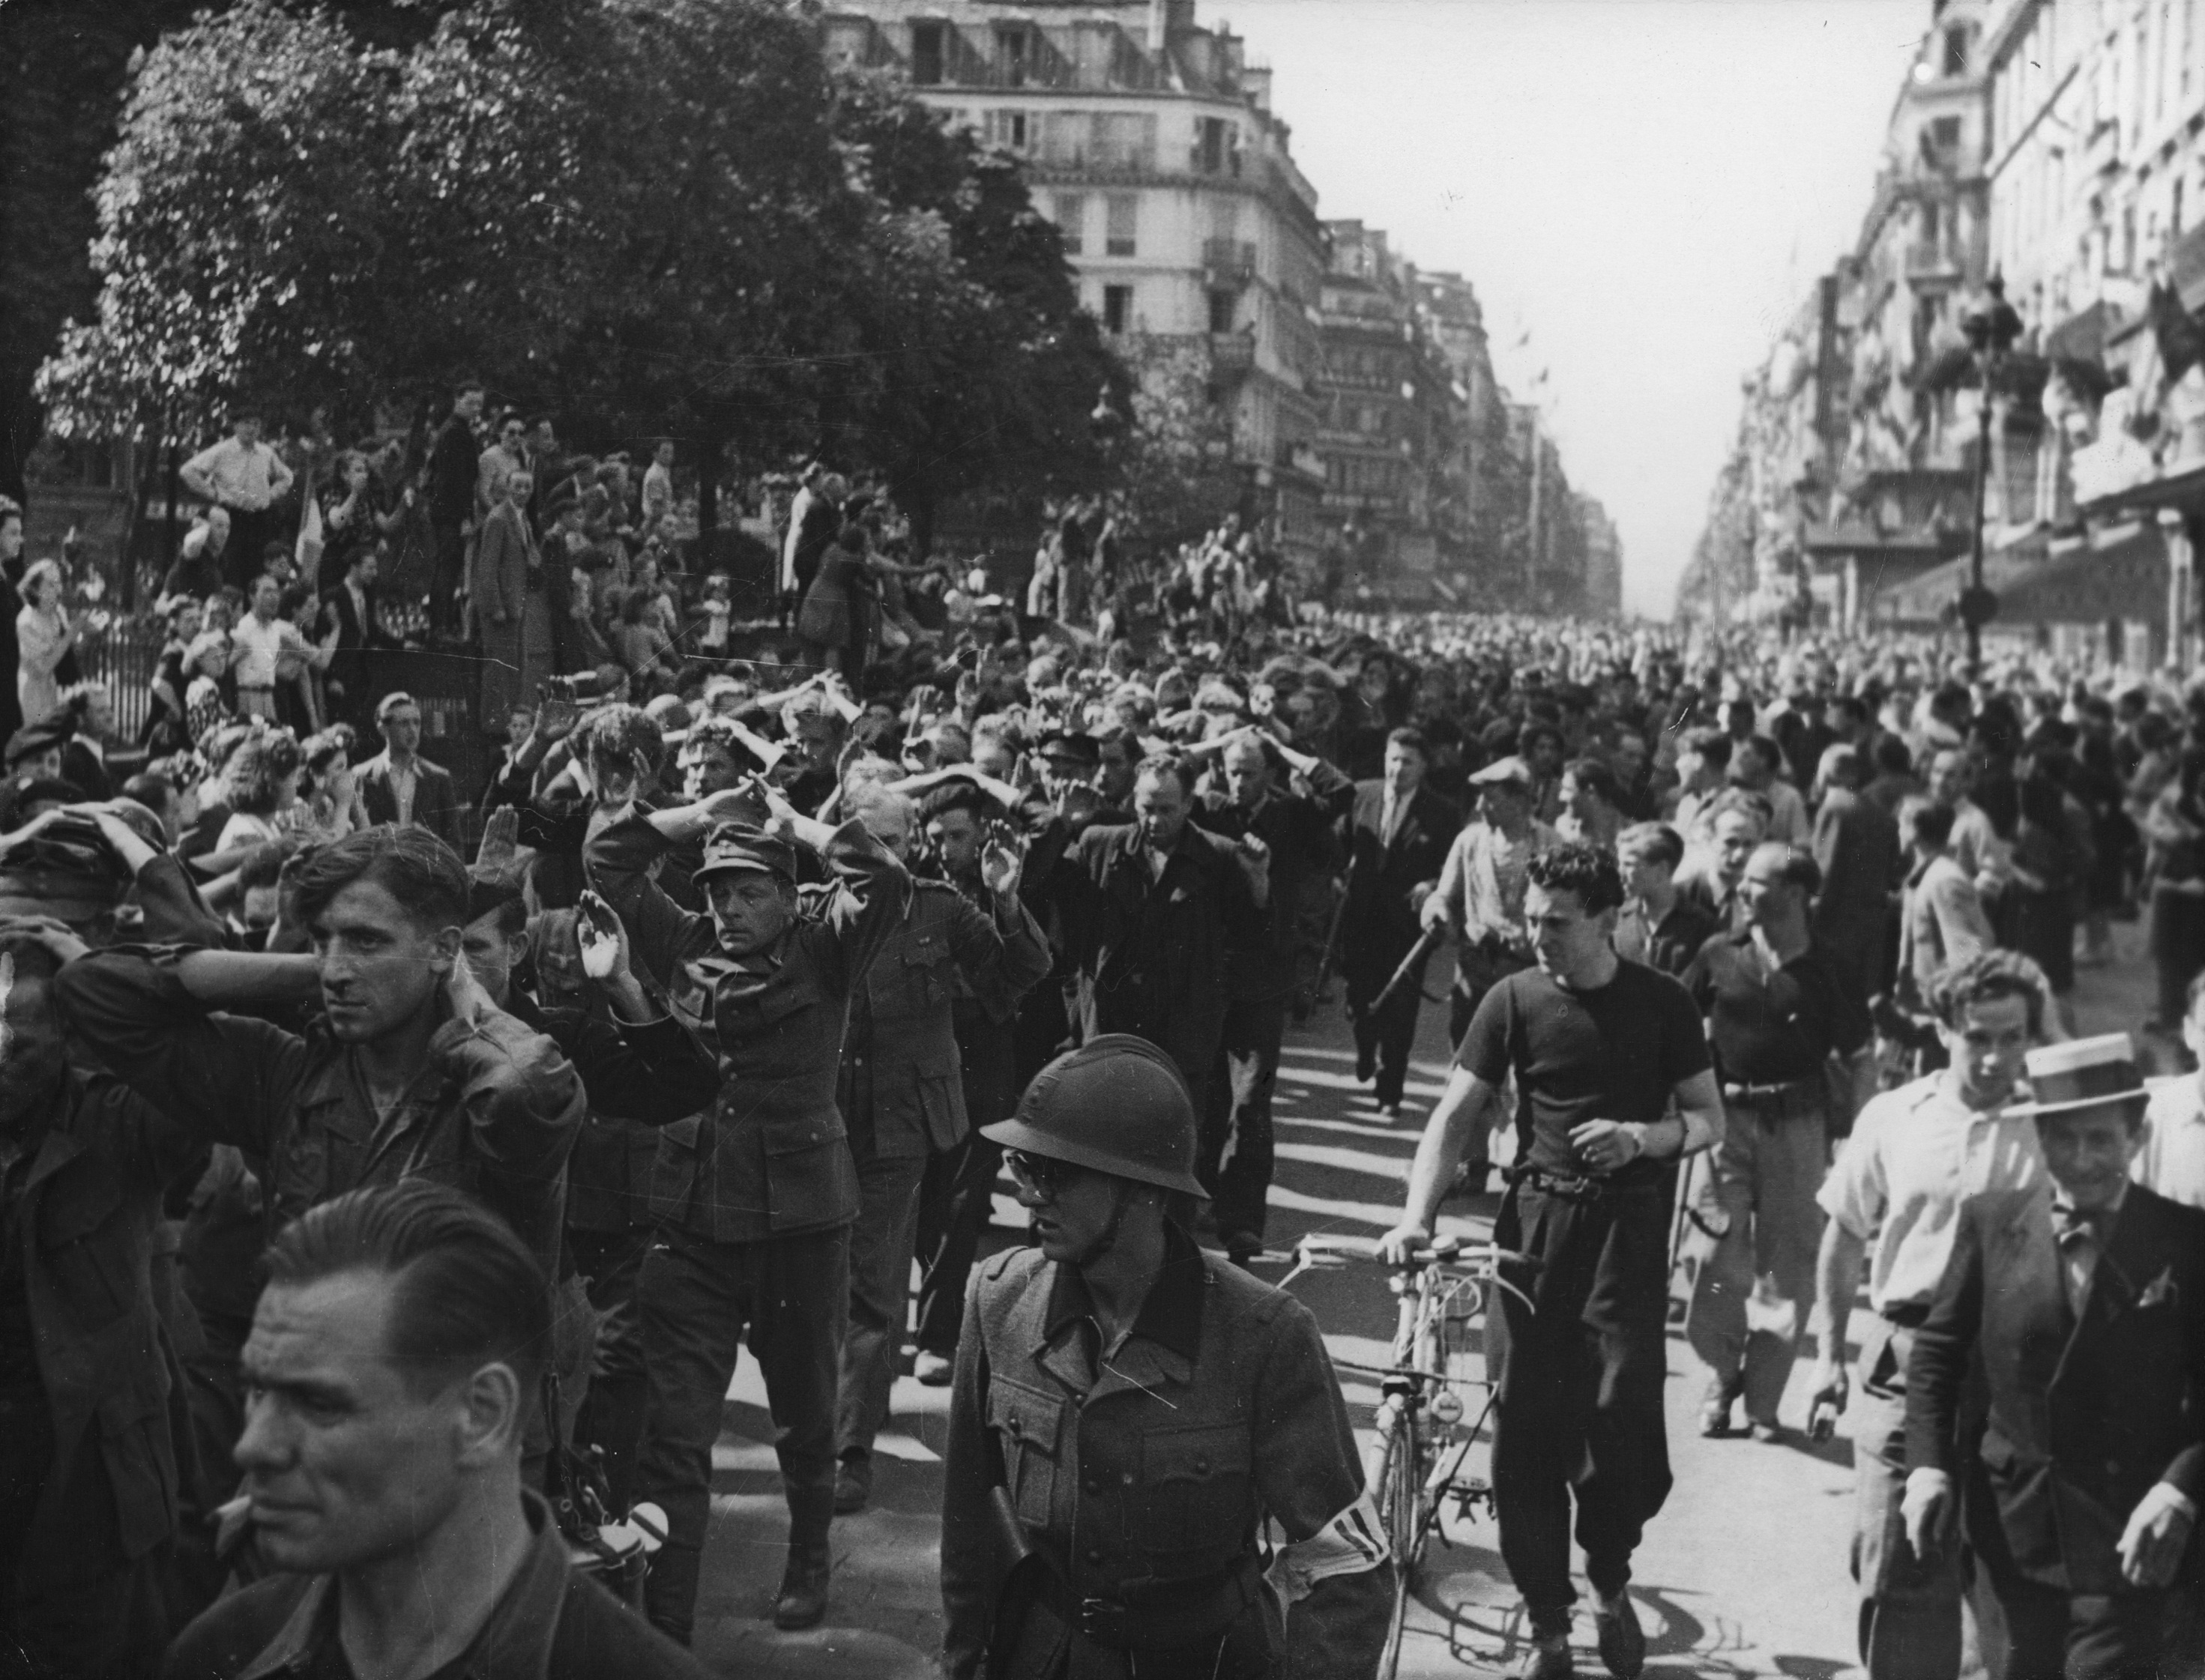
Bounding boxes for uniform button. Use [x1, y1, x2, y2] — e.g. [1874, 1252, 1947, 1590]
[1007, 1419, 1022, 1438]
[1085, 1548, 1105, 1566]
[1084, 1477, 1101, 1494]
[1195, 1456, 1210, 1474]
[1120, 1472, 1134, 1486]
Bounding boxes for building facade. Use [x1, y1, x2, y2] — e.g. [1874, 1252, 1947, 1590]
[821, 0, 1328, 553]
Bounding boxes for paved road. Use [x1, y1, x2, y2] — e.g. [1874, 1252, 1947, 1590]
[683, 928, 2157, 1679]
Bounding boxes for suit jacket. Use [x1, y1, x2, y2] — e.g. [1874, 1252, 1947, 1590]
[1907, 1183, 2205, 1595]
[426, 413, 480, 526]
[59, 739, 112, 802]
[1898, 852, 1994, 1003]
[471, 501, 537, 628]
[1340, 781, 1459, 985]
[355, 749, 461, 847]
[1812, 785, 1901, 1001]
[318, 580, 396, 709]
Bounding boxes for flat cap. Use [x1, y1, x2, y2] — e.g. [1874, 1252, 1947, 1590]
[695, 821, 797, 884]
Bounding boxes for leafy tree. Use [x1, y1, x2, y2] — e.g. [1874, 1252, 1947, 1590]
[1111, 335, 1243, 552]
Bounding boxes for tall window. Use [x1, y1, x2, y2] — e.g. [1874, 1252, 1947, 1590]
[1195, 116, 1233, 174]
[910, 22, 944, 85]
[996, 25, 1028, 86]
[1102, 285, 1133, 334]
[1105, 194, 1138, 257]
[1055, 193, 1087, 256]
[1207, 289, 1236, 333]
[987, 110, 1030, 151]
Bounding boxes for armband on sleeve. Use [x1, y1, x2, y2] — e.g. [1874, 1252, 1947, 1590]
[1264, 1487, 1390, 1605]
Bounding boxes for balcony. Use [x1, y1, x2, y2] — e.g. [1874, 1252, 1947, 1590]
[1210, 331, 1256, 381]
[1203, 238, 1257, 288]
[1904, 240, 1965, 288]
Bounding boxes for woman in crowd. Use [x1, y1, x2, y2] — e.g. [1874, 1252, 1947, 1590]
[298, 726, 367, 841]
[15, 559, 76, 728]
[798, 523, 878, 684]
[213, 730, 305, 853]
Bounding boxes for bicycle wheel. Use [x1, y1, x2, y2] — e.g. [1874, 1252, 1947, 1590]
[1372, 1395, 1419, 1680]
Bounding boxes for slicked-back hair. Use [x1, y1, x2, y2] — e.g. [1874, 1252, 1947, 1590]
[262, 1181, 551, 1403]
[291, 824, 468, 935]
[1617, 822, 1684, 872]
[1525, 841, 1625, 916]
[917, 779, 990, 825]
[576, 703, 663, 772]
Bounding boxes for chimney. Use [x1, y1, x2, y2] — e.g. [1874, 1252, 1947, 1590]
[1241, 64, 1270, 110]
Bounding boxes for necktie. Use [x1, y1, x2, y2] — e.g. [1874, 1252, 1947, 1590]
[2053, 1206, 2102, 1319]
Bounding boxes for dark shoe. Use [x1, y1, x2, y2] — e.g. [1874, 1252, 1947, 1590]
[1378, 1100, 1403, 1121]
[1747, 1418, 1784, 1445]
[1517, 1631, 1575, 1680]
[1355, 1044, 1376, 1082]
[833, 1457, 871, 1515]
[773, 1544, 831, 1629]
[1594, 1592, 1645, 1679]
[1219, 1228, 1263, 1267]
[913, 1349, 953, 1386]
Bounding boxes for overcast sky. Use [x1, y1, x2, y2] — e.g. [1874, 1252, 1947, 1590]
[1230, 0, 1929, 616]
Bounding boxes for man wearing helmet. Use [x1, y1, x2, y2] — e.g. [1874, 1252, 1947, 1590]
[941, 1036, 1389, 1680]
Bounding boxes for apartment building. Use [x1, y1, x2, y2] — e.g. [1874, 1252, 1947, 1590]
[820, 0, 1328, 551]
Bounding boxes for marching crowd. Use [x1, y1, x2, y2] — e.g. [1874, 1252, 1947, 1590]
[0, 381, 2204, 1680]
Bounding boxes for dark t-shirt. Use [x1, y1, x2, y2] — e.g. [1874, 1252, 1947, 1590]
[1682, 931, 1871, 1085]
[1456, 959, 1710, 1185]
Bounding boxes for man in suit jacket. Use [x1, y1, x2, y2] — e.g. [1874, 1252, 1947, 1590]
[425, 383, 486, 638]
[319, 547, 399, 728]
[1898, 797, 1994, 1009]
[1811, 743, 1902, 1006]
[1904, 1034, 2205, 1679]
[1340, 726, 1460, 1117]
[355, 692, 461, 847]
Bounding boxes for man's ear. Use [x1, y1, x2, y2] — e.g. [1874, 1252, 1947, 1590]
[507, 931, 531, 970]
[453, 1360, 528, 1466]
[428, 923, 462, 974]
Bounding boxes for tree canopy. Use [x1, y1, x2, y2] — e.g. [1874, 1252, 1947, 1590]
[37, 0, 1120, 546]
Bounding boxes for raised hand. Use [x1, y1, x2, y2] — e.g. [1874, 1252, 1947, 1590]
[534, 692, 581, 743]
[576, 888, 630, 982]
[980, 827, 1024, 898]
[475, 804, 521, 877]
[444, 948, 492, 1031]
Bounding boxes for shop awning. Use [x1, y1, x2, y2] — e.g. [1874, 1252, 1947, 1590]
[2079, 459, 2205, 519]
[1998, 525, 2168, 626]
[1868, 535, 2048, 623]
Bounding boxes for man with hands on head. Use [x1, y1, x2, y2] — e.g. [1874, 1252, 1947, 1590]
[1378, 842, 1724, 1680]
[584, 767, 910, 1641]
[53, 823, 587, 1280]
[829, 782, 1049, 1516]
[1900, 1033, 2205, 1680]
[1188, 722, 1354, 1262]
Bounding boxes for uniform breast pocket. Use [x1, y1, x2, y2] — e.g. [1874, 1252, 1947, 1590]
[988, 1377, 1066, 1526]
[1135, 1420, 1252, 1559]
[648, 1114, 705, 1221]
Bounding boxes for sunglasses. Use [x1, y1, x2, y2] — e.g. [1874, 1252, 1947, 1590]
[1004, 1149, 1083, 1198]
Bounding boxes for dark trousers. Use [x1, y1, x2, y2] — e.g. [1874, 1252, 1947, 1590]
[1350, 973, 1424, 1107]
[429, 519, 468, 636]
[916, 1131, 1003, 1359]
[1984, 1567, 2162, 1680]
[570, 1224, 654, 1515]
[837, 1151, 926, 1465]
[1201, 995, 1285, 1245]
[220, 504, 273, 592]
[634, 1224, 850, 1644]
[1488, 1181, 1675, 1636]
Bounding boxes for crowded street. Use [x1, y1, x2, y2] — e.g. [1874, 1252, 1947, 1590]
[16, 1, 2205, 1679]
[677, 937, 2157, 1680]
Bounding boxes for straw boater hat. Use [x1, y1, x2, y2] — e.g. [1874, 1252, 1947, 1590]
[2012, 1034, 2150, 1120]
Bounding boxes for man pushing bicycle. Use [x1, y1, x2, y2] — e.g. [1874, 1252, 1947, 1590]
[941, 1035, 1390, 1680]
[1381, 844, 1726, 1680]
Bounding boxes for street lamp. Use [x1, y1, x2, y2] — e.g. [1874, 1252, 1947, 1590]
[1958, 275, 2024, 674]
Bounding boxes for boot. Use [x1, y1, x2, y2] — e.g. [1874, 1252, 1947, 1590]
[1517, 1630, 1574, 1680]
[1594, 1590, 1645, 1679]
[833, 1454, 872, 1516]
[773, 1540, 831, 1630]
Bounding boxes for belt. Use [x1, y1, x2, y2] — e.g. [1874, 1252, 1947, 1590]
[1506, 1163, 1665, 1203]
[1879, 1301, 1929, 1329]
[1722, 1075, 1822, 1102]
[1037, 1556, 1264, 1652]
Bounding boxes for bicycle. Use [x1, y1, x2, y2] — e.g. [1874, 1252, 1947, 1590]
[1275, 1230, 1538, 1680]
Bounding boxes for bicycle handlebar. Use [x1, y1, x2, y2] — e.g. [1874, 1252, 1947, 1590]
[1294, 1233, 1543, 1273]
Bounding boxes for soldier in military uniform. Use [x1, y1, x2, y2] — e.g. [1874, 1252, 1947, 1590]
[833, 784, 1050, 1515]
[585, 779, 908, 1640]
[941, 1036, 1390, 1680]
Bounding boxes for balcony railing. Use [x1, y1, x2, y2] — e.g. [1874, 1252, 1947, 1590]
[1202, 238, 1257, 286]
[1210, 332, 1256, 378]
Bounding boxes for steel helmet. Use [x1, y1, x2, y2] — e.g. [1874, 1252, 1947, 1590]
[983, 1034, 1207, 1197]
